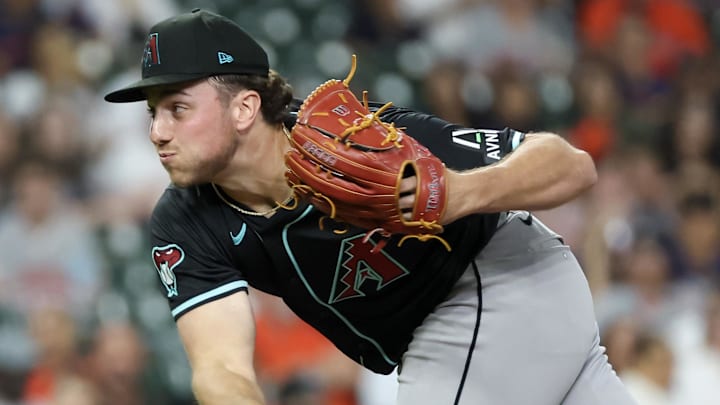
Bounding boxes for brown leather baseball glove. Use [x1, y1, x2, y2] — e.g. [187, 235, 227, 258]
[284, 56, 450, 252]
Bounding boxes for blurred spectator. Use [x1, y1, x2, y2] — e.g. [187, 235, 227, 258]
[611, 15, 672, 145]
[0, 160, 104, 319]
[672, 53, 720, 105]
[408, 0, 575, 126]
[622, 148, 676, 241]
[580, 153, 643, 294]
[486, 66, 542, 131]
[671, 287, 720, 405]
[595, 235, 704, 336]
[348, 0, 418, 42]
[672, 161, 720, 203]
[620, 333, 675, 405]
[51, 375, 100, 405]
[579, 0, 713, 147]
[567, 59, 622, 163]
[426, 59, 546, 129]
[670, 192, 720, 281]
[83, 77, 169, 224]
[659, 95, 720, 175]
[25, 99, 93, 197]
[62, 0, 180, 51]
[0, 109, 21, 207]
[0, 0, 45, 74]
[81, 321, 157, 405]
[422, 0, 575, 74]
[578, 0, 711, 78]
[422, 61, 468, 125]
[22, 308, 86, 405]
[602, 316, 640, 376]
[30, 23, 86, 93]
[277, 374, 325, 405]
[252, 290, 359, 405]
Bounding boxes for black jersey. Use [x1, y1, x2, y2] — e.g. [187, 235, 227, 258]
[149, 104, 525, 374]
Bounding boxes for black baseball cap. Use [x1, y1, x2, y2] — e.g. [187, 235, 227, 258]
[104, 8, 269, 103]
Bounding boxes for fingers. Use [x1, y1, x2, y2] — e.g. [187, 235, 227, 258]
[398, 176, 417, 219]
[399, 176, 416, 195]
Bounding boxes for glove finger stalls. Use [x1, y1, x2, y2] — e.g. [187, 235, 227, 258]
[331, 203, 398, 219]
[285, 151, 398, 205]
[286, 170, 393, 217]
[286, 167, 399, 224]
[290, 125, 399, 185]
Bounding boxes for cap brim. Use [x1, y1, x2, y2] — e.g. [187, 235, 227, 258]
[104, 73, 209, 103]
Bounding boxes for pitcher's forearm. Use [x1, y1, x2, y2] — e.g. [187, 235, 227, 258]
[443, 132, 597, 222]
[192, 367, 265, 405]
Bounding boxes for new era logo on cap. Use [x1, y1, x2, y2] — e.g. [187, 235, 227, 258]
[217, 51, 234, 64]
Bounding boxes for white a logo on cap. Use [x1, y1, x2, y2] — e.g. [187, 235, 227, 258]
[218, 51, 234, 64]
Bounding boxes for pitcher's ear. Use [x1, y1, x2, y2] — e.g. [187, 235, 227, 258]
[230, 89, 262, 131]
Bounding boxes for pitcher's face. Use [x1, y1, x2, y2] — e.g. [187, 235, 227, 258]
[146, 80, 238, 187]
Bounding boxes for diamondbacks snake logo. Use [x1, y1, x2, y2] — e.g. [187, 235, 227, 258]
[329, 234, 409, 303]
[152, 244, 184, 297]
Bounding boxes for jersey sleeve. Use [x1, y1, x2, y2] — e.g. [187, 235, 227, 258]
[149, 187, 248, 321]
[377, 105, 526, 171]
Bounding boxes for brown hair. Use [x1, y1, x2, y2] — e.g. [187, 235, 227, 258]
[209, 70, 294, 125]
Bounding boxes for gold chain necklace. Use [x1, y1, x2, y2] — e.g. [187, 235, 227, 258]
[212, 183, 295, 217]
[212, 126, 297, 217]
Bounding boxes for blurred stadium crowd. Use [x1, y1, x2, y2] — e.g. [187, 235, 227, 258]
[0, 0, 718, 404]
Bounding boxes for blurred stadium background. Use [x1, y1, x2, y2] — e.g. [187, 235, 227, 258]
[0, 0, 719, 404]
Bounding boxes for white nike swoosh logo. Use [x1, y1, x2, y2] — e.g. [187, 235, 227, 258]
[230, 223, 247, 246]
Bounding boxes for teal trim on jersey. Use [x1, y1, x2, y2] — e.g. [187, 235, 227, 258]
[511, 130, 523, 150]
[282, 206, 396, 367]
[171, 280, 248, 318]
